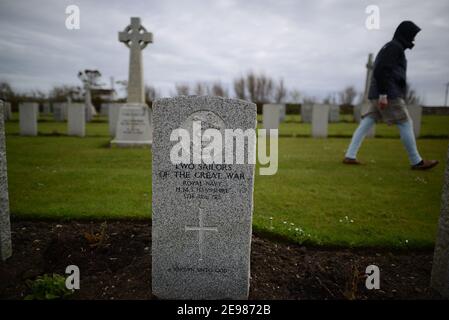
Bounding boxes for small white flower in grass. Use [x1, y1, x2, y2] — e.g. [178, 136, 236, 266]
[283, 221, 287, 224]
[290, 223, 294, 226]
[339, 219, 343, 223]
[350, 220, 354, 223]
[405, 240, 409, 244]
[295, 228, 299, 232]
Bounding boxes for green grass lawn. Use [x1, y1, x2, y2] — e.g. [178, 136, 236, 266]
[4, 114, 449, 248]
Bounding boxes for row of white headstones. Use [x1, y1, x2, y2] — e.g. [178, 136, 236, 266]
[3, 101, 424, 139]
[3, 102, 120, 138]
[263, 102, 423, 138]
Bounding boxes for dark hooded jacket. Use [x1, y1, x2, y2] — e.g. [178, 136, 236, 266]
[368, 21, 421, 100]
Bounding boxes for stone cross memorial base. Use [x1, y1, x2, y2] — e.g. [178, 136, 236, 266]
[110, 103, 152, 147]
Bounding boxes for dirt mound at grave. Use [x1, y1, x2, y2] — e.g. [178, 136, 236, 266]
[0, 220, 442, 300]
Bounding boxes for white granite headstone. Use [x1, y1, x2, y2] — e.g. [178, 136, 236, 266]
[301, 103, 312, 123]
[328, 105, 340, 123]
[19, 102, 38, 136]
[53, 103, 67, 122]
[68, 103, 85, 137]
[312, 104, 329, 138]
[100, 103, 109, 117]
[263, 104, 282, 131]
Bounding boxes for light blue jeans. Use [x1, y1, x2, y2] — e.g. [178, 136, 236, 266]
[345, 115, 422, 165]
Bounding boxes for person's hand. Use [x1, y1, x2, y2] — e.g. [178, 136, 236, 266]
[378, 95, 388, 110]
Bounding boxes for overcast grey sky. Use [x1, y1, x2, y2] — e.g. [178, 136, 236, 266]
[0, 0, 448, 105]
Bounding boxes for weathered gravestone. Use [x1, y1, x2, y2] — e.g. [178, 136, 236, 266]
[111, 17, 153, 147]
[312, 104, 329, 138]
[0, 101, 12, 261]
[108, 103, 124, 137]
[19, 102, 38, 136]
[68, 103, 85, 137]
[152, 96, 257, 299]
[263, 104, 281, 131]
[431, 145, 449, 298]
[328, 105, 340, 123]
[301, 103, 312, 123]
[407, 104, 422, 138]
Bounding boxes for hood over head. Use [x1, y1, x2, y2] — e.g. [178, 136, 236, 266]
[393, 20, 421, 49]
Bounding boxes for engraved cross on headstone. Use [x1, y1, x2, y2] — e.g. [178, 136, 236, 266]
[118, 17, 153, 104]
[185, 205, 218, 261]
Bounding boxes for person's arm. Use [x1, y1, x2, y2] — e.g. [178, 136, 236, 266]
[373, 43, 401, 109]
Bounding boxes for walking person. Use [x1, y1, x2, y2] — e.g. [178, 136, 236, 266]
[343, 20, 438, 170]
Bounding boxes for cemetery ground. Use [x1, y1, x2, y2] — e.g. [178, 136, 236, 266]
[1, 113, 449, 299]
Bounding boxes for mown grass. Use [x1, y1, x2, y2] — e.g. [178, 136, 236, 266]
[4, 113, 449, 248]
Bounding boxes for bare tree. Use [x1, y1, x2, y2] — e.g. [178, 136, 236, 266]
[255, 74, 273, 103]
[244, 72, 275, 103]
[175, 83, 190, 96]
[274, 79, 287, 103]
[49, 85, 82, 101]
[233, 77, 246, 100]
[0, 81, 15, 101]
[246, 72, 257, 102]
[289, 89, 301, 103]
[194, 82, 208, 96]
[303, 96, 317, 104]
[339, 86, 357, 105]
[78, 70, 102, 88]
[323, 93, 337, 105]
[145, 85, 159, 102]
[211, 81, 228, 97]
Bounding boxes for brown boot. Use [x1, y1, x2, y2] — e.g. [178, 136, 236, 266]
[411, 159, 439, 170]
[343, 157, 361, 165]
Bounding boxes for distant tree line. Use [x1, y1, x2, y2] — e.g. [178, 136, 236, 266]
[1, 70, 422, 110]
